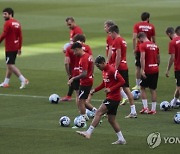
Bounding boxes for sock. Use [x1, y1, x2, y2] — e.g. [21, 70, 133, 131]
[142, 99, 148, 108]
[151, 102, 156, 111]
[173, 97, 178, 106]
[4, 78, 10, 84]
[121, 89, 127, 99]
[86, 125, 94, 135]
[136, 79, 141, 86]
[130, 105, 137, 114]
[19, 75, 25, 82]
[116, 131, 125, 141]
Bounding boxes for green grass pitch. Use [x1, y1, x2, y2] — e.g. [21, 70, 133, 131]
[0, 0, 179, 153]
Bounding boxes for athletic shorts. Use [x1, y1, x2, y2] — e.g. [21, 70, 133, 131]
[135, 52, 141, 67]
[140, 73, 159, 90]
[175, 71, 180, 87]
[5, 51, 18, 64]
[78, 85, 92, 99]
[72, 79, 80, 91]
[103, 99, 120, 115]
[118, 70, 129, 87]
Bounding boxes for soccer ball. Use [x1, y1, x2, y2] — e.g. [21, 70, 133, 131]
[63, 42, 71, 53]
[160, 101, 170, 111]
[74, 116, 86, 128]
[174, 112, 180, 124]
[170, 98, 180, 109]
[49, 94, 60, 104]
[59, 116, 71, 127]
[86, 109, 95, 118]
[131, 90, 140, 100]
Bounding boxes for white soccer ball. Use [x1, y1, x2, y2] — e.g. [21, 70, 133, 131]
[59, 116, 71, 127]
[174, 112, 180, 124]
[170, 98, 180, 109]
[160, 101, 170, 111]
[86, 109, 95, 118]
[74, 116, 86, 128]
[131, 90, 140, 100]
[49, 94, 60, 104]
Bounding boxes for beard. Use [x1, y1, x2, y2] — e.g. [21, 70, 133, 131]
[4, 17, 10, 21]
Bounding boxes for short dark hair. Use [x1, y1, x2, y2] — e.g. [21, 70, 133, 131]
[108, 25, 119, 34]
[137, 32, 147, 39]
[3, 8, 14, 17]
[104, 20, 115, 27]
[95, 55, 105, 64]
[166, 27, 175, 35]
[175, 26, 180, 36]
[71, 42, 82, 50]
[66, 17, 74, 22]
[141, 12, 150, 21]
[73, 34, 86, 43]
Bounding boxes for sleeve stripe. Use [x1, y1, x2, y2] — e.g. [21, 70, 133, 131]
[114, 70, 118, 80]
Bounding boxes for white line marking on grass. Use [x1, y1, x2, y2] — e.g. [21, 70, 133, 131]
[0, 93, 143, 104]
[0, 93, 48, 99]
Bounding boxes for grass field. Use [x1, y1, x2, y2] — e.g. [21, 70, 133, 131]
[0, 0, 180, 153]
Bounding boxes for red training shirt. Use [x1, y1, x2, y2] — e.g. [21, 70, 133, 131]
[106, 35, 114, 64]
[139, 41, 159, 74]
[133, 21, 155, 52]
[111, 36, 128, 71]
[66, 43, 93, 77]
[94, 64, 125, 101]
[0, 18, 22, 52]
[168, 36, 180, 71]
[70, 26, 83, 43]
[79, 52, 93, 86]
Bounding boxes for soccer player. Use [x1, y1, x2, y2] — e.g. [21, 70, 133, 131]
[132, 12, 155, 90]
[65, 34, 96, 117]
[61, 17, 83, 101]
[108, 25, 137, 118]
[138, 32, 160, 114]
[68, 42, 93, 123]
[76, 56, 126, 145]
[165, 26, 180, 107]
[104, 20, 128, 105]
[66, 17, 83, 44]
[0, 8, 29, 89]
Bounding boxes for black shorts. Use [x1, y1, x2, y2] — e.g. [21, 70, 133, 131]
[140, 73, 159, 90]
[78, 85, 92, 99]
[5, 51, 18, 64]
[135, 52, 141, 67]
[175, 71, 180, 87]
[72, 79, 80, 91]
[118, 70, 129, 87]
[103, 99, 120, 115]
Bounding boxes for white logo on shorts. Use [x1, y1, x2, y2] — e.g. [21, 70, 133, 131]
[104, 101, 110, 105]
